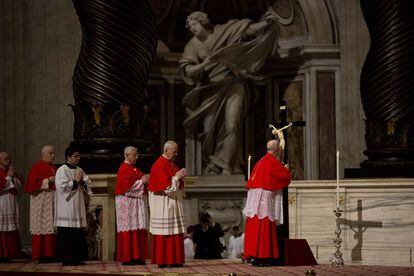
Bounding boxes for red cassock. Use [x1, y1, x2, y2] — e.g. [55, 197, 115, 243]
[244, 153, 291, 259]
[115, 162, 148, 262]
[148, 156, 185, 265]
[25, 160, 56, 260]
[147, 156, 184, 193]
[0, 167, 18, 196]
[25, 160, 56, 193]
[0, 167, 21, 260]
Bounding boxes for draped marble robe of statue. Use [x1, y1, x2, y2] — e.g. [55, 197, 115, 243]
[179, 16, 278, 174]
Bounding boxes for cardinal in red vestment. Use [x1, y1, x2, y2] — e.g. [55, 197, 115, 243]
[243, 140, 291, 266]
[148, 141, 186, 268]
[115, 146, 149, 265]
[25, 145, 57, 263]
[0, 151, 22, 263]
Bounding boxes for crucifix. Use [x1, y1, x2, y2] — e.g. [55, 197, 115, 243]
[269, 104, 306, 239]
[269, 104, 306, 164]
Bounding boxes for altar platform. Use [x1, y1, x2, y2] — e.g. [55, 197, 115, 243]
[1, 259, 414, 276]
[87, 175, 414, 267]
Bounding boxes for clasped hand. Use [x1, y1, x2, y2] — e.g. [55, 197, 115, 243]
[7, 166, 15, 177]
[175, 168, 187, 180]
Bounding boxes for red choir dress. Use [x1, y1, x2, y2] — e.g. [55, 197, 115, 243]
[25, 160, 56, 261]
[148, 156, 185, 266]
[0, 166, 22, 261]
[243, 153, 291, 262]
[115, 162, 148, 264]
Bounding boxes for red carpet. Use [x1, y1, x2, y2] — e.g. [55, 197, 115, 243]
[0, 259, 413, 276]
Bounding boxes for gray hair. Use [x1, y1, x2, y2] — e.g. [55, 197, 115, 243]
[41, 145, 54, 154]
[163, 140, 178, 152]
[186, 11, 212, 30]
[124, 146, 138, 155]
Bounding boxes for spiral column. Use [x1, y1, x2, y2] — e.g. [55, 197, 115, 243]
[359, 0, 414, 176]
[70, 0, 157, 173]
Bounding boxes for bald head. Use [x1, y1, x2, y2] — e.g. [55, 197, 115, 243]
[41, 145, 55, 163]
[163, 140, 178, 160]
[267, 139, 284, 160]
[267, 140, 279, 153]
[0, 151, 11, 167]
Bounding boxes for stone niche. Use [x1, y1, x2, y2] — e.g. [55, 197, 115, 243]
[183, 175, 247, 245]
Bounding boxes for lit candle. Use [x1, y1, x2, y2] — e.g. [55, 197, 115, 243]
[336, 150, 340, 208]
[248, 155, 252, 179]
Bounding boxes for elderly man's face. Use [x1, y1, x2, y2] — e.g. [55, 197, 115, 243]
[164, 145, 179, 160]
[42, 147, 55, 163]
[0, 153, 11, 167]
[125, 150, 138, 164]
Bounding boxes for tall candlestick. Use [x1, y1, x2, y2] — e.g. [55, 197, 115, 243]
[336, 150, 340, 208]
[248, 155, 252, 179]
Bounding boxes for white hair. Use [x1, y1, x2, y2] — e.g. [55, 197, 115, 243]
[124, 146, 138, 155]
[163, 140, 177, 152]
[41, 145, 54, 154]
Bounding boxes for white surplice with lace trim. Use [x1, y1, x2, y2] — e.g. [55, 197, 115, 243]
[242, 188, 284, 225]
[0, 176, 21, 231]
[115, 179, 147, 232]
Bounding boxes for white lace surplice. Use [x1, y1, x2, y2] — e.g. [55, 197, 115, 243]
[30, 190, 55, 234]
[242, 188, 284, 225]
[116, 180, 147, 232]
[54, 165, 90, 228]
[0, 176, 21, 232]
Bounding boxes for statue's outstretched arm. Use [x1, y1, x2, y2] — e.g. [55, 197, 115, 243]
[245, 8, 277, 36]
[185, 56, 212, 78]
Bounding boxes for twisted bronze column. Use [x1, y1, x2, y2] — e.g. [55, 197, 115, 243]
[71, 0, 157, 173]
[360, 0, 414, 176]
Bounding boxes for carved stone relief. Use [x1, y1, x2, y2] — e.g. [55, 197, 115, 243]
[86, 205, 103, 260]
[198, 200, 244, 232]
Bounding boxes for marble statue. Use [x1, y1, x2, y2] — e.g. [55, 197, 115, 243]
[179, 8, 279, 175]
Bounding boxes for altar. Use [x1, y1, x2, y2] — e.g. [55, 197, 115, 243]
[289, 178, 414, 266]
[88, 173, 414, 267]
[184, 177, 414, 266]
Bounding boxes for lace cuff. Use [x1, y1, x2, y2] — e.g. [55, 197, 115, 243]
[125, 180, 144, 198]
